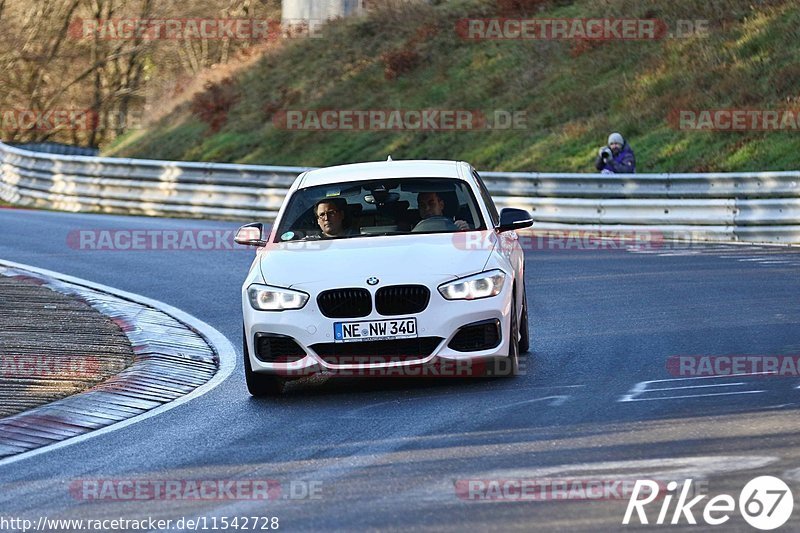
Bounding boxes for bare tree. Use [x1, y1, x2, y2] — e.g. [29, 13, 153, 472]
[0, 0, 280, 146]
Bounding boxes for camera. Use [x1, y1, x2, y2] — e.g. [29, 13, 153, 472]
[600, 148, 612, 160]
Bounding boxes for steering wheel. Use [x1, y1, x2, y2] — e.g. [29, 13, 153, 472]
[412, 216, 458, 232]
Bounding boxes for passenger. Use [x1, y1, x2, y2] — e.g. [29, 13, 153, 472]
[315, 198, 357, 237]
[416, 192, 469, 230]
[595, 132, 636, 174]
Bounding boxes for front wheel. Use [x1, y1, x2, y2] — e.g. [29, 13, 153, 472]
[519, 286, 530, 354]
[243, 326, 285, 396]
[501, 294, 520, 378]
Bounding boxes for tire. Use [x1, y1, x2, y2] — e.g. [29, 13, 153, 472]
[503, 293, 520, 378]
[519, 286, 530, 354]
[243, 326, 285, 396]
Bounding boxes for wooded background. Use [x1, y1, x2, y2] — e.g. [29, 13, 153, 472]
[0, 0, 281, 146]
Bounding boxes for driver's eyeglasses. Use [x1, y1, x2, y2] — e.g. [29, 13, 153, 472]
[317, 209, 340, 220]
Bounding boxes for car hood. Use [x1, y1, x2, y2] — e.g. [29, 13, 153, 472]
[257, 232, 496, 289]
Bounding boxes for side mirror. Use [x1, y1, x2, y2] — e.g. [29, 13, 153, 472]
[235, 223, 267, 246]
[497, 208, 533, 233]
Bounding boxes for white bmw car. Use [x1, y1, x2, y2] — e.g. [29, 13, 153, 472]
[236, 159, 532, 395]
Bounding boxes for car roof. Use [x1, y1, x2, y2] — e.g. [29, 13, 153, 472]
[297, 160, 471, 189]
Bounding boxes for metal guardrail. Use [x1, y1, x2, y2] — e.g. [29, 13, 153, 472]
[8, 142, 100, 157]
[1, 141, 799, 244]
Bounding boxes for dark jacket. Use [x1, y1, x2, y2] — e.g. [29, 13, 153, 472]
[595, 143, 636, 173]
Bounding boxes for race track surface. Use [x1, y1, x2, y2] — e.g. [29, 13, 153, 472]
[1, 209, 799, 531]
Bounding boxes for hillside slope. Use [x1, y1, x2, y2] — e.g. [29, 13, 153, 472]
[106, 0, 800, 172]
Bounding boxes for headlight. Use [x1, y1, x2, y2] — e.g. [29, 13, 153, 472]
[438, 270, 506, 301]
[247, 284, 309, 311]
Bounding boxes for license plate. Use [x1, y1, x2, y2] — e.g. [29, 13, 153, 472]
[333, 318, 417, 343]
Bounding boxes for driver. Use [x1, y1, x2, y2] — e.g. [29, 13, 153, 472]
[315, 198, 357, 238]
[416, 192, 469, 230]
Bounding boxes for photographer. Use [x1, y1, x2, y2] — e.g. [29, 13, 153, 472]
[595, 132, 636, 174]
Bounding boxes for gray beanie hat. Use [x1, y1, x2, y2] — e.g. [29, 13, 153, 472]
[608, 132, 624, 145]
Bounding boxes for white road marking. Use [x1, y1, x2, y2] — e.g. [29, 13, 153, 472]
[487, 395, 569, 410]
[627, 243, 800, 274]
[783, 467, 800, 482]
[619, 375, 766, 402]
[656, 251, 699, 256]
[341, 385, 584, 418]
[404, 455, 779, 505]
[651, 382, 747, 391]
[621, 390, 764, 402]
[473, 456, 778, 484]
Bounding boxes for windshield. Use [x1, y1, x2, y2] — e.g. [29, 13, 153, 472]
[274, 177, 486, 242]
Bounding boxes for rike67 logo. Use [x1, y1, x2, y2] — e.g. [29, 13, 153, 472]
[623, 476, 794, 530]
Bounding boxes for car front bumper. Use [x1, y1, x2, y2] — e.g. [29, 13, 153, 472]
[243, 282, 515, 378]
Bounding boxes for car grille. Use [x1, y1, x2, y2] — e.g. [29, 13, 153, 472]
[310, 337, 443, 365]
[255, 334, 306, 363]
[375, 285, 430, 316]
[448, 319, 501, 352]
[317, 288, 372, 318]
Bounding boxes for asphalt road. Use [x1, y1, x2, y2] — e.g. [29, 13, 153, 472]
[1, 208, 799, 532]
